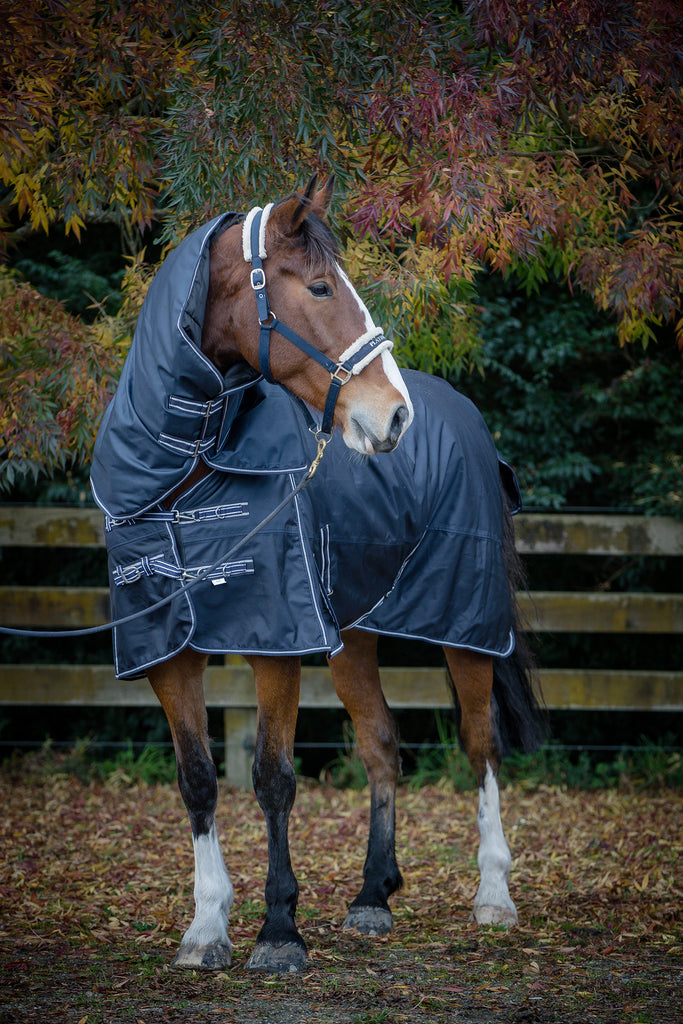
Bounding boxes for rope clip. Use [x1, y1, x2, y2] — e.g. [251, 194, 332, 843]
[307, 431, 330, 480]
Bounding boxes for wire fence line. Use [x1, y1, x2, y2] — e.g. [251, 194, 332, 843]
[1, 738, 680, 754]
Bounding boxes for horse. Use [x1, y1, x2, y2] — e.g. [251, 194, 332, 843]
[90, 175, 544, 974]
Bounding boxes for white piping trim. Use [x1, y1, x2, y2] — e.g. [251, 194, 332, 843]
[352, 626, 517, 660]
[189, 640, 345, 658]
[290, 472, 331, 646]
[175, 217, 227, 392]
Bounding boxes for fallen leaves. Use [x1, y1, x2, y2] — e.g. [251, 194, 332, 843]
[0, 772, 680, 1022]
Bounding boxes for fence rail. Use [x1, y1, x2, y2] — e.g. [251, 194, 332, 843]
[1, 506, 682, 786]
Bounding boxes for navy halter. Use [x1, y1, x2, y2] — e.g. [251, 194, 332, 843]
[245, 206, 391, 437]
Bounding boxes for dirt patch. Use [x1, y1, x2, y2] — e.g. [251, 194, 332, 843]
[0, 773, 681, 1022]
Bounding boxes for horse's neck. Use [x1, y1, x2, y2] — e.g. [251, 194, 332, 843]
[162, 462, 211, 509]
[201, 225, 248, 375]
[162, 228, 253, 509]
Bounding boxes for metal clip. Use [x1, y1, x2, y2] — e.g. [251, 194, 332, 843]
[306, 432, 329, 480]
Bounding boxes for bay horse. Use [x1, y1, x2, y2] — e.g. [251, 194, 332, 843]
[90, 176, 543, 973]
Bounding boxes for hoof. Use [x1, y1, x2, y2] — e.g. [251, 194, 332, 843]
[343, 906, 393, 936]
[472, 904, 518, 928]
[171, 940, 232, 971]
[247, 941, 307, 973]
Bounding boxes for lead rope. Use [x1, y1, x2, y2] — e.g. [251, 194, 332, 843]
[0, 438, 329, 639]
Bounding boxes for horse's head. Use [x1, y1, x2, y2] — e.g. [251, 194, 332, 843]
[203, 177, 413, 454]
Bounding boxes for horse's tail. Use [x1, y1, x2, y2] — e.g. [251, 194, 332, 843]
[449, 494, 548, 756]
[490, 501, 548, 755]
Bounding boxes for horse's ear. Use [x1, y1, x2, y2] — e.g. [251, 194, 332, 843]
[310, 173, 335, 220]
[289, 174, 317, 232]
[288, 173, 335, 231]
[270, 174, 335, 238]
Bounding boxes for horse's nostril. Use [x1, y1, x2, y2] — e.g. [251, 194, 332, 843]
[389, 405, 409, 444]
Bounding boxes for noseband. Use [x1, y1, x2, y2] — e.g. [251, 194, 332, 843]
[243, 205, 393, 437]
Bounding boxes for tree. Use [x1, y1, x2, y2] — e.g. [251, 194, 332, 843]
[151, 0, 683, 348]
[0, 257, 149, 488]
[346, 0, 683, 348]
[0, 0, 203, 250]
[1, 1, 682, 486]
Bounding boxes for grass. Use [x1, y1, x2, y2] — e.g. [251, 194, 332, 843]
[1, 721, 681, 790]
[324, 714, 683, 792]
[2, 737, 178, 786]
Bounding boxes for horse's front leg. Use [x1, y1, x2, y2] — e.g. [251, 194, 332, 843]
[329, 630, 403, 936]
[444, 647, 517, 927]
[148, 648, 234, 969]
[245, 654, 306, 973]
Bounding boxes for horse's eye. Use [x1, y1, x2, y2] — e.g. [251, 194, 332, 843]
[308, 282, 333, 298]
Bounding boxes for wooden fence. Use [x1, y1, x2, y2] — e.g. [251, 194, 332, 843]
[1, 506, 682, 786]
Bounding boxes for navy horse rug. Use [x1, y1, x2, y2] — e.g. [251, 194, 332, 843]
[90, 215, 520, 679]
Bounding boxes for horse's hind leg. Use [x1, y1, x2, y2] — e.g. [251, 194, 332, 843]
[148, 648, 233, 969]
[245, 655, 306, 973]
[444, 647, 518, 928]
[329, 630, 402, 935]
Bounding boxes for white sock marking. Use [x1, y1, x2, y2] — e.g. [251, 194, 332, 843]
[473, 763, 517, 919]
[180, 823, 234, 950]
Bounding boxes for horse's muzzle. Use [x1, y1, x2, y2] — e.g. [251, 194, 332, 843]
[352, 402, 411, 455]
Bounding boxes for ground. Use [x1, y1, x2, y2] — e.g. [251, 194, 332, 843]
[0, 768, 680, 1022]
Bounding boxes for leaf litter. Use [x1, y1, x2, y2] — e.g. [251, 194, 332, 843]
[0, 771, 681, 1023]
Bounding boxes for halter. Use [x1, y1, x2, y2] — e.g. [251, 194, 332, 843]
[242, 205, 393, 437]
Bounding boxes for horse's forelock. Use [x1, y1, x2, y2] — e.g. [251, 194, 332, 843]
[299, 213, 340, 274]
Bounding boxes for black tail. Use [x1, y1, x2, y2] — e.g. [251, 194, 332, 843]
[492, 501, 548, 755]
[450, 494, 548, 756]
[491, 644, 547, 756]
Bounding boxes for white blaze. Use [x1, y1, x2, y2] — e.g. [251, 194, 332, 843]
[336, 264, 414, 425]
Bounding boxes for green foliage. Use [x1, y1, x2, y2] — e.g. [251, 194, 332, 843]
[408, 714, 477, 791]
[13, 250, 124, 319]
[349, 247, 483, 378]
[0, 267, 127, 489]
[1, 0, 185, 243]
[320, 717, 683, 791]
[4, 2, 683, 489]
[454, 275, 683, 515]
[321, 726, 368, 791]
[0, 249, 154, 491]
[158, 0, 462, 234]
[501, 737, 683, 791]
[403, 714, 683, 791]
[89, 741, 177, 785]
[13, 739, 178, 786]
[4, 726, 682, 792]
